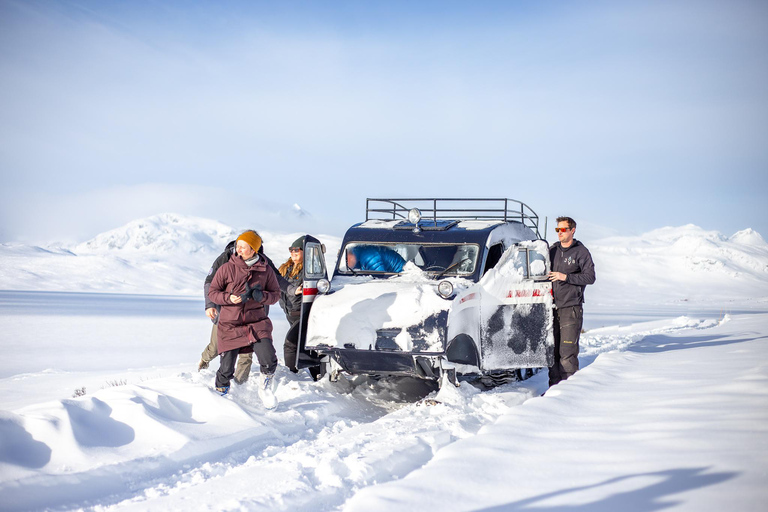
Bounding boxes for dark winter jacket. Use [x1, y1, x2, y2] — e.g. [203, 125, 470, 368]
[208, 255, 281, 354]
[203, 241, 288, 318]
[278, 262, 303, 319]
[549, 240, 596, 309]
[353, 245, 406, 273]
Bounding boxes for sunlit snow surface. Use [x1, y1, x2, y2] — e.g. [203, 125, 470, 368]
[1, 215, 767, 511]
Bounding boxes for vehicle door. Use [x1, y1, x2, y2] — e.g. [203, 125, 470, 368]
[477, 240, 554, 370]
[296, 235, 328, 369]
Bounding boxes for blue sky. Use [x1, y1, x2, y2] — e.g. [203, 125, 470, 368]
[1, 0, 766, 243]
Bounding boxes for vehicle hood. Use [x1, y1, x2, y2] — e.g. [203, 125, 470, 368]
[306, 269, 461, 353]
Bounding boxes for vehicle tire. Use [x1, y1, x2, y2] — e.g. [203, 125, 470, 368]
[517, 368, 533, 381]
[481, 369, 518, 388]
[310, 363, 326, 382]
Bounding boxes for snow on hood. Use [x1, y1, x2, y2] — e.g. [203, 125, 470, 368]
[307, 263, 462, 352]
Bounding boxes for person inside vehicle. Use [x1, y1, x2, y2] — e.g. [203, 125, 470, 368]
[346, 244, 406, 273]
[207, 230, 281, 400]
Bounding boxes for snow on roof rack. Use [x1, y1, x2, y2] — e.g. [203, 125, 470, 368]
[365, 198, 541, 237]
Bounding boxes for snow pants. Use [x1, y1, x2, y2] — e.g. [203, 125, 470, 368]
[548, 305, 583, 387]
[215, 338, 278, 389]
[283, 313, 301, 372]
[201, 323, 253, 384]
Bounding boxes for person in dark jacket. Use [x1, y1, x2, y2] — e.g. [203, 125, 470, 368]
[208, 230, 281, 397]
[347, 244, 406, 273]
[197, 236, 287, 384]
[548, 216, 596, 387]
[278, 236, 305, 373]
[278, 236, 325, 380]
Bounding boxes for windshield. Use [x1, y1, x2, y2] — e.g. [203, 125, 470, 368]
[338, 242, 479, 276]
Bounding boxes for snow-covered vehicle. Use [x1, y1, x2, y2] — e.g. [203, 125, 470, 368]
[295, 198, 554, 386]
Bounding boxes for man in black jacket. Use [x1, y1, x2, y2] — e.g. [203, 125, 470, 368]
[197, 234, 288, 383]
[548, 216, 596, 387]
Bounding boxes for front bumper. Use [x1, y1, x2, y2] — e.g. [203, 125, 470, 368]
[319, 348, 445, 380]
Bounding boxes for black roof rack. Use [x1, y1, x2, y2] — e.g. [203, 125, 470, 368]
[365, 198, 541, 237]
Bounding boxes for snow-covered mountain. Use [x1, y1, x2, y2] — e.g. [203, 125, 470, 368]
[588, 224, 768, 307]
[292, 203, 311, 218]
[0, 213, 341, 296]
[0, 216, 766, 306]
[74, 213, 238, 255]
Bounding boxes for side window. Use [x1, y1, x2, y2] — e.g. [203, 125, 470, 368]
[527, 247, 547, 278]
[339, 245, 351, 272]
[304, 243, 326, 279]
[483, 243, 504, 274]
[512, 248, 530, 277]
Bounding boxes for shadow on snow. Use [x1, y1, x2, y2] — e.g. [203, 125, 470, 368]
[628, 334, 766, 354]
[477, 467, 738, 512]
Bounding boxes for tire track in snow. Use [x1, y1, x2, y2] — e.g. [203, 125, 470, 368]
[3, 323, 689, 512]
[100, 376, 543, 511]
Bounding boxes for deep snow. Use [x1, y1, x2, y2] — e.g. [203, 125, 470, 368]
[1, 214, 767, 511]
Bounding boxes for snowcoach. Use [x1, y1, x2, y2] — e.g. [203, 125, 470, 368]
[294, 198, 554, 387]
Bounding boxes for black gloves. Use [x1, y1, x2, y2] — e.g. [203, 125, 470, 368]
[250, 283, 263, 303]
[239, 282, 264, 303]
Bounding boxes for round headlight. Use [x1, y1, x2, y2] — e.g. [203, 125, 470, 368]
[317, 278, 331, 294]
[408, 208, 422, 224]
[437, 280, 453, 298]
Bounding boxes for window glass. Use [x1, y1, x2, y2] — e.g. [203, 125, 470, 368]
[483, 244, 504, 274]
[527, 248, 547, 278]
[511, 248, 529, 278]
[339, 242, 479, 276]
[304, 243, 325, 278]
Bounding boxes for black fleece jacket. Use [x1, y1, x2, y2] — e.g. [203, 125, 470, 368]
[549, 240, 596, 309]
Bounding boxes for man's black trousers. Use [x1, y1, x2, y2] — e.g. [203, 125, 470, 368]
[548, 305, 583, 386]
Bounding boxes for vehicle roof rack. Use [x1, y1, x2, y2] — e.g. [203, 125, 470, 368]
[365, 198, 541, 237]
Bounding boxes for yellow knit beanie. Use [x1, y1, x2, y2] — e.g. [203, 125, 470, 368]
[236, 230, 262, 253]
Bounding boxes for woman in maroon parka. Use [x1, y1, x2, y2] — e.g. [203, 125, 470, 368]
[208, 230, 280, 394]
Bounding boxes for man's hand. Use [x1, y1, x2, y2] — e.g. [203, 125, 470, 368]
[205, 307, 218, 320]
[548, 271, 567, 282]
[229, 294, 242, 304]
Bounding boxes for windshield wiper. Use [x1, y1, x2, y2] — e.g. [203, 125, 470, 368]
[437, 258, 470, 278]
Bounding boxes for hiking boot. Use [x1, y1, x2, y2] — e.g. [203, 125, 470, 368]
[215, 386, 229, 396]
[198, 359, 209, 371]
[258, 373, 278, 410]
[262, 373, 275, 391]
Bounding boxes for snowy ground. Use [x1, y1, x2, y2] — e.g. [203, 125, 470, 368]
[1, 291, 766, 511]
[1, 216, 767, 510]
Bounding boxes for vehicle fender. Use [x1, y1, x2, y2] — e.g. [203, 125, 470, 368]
[445, 334, 480, 366]
[447, 287, 481, 346]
